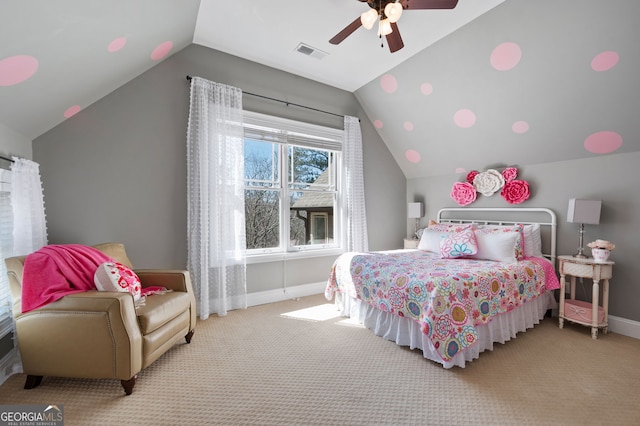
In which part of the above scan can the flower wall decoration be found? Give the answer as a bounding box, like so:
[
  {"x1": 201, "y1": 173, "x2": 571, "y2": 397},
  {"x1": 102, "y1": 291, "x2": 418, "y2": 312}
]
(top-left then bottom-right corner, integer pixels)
[{"x1": 451, "y1": 166, "x2": 531, "y2": 206}]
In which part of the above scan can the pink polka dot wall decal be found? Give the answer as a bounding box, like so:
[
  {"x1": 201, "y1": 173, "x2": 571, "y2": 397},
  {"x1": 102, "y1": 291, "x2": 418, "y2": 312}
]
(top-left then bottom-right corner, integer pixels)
[
  {"x1": 380, "y1": 74, "x2": 398, "y2": 94},
  {"x1": 151, "y1": 41, "x2": 173, "y2": 61},
  {"x1": 455, "y1": 167, "x2": 467, "y2": 174},
  {"x1": 591, "y1": 51, "x2": 619, "y2": 72},
  {"x1": 374, "y1": 119, "x2": 383, "y2": 129},
  {"x1": 420, "y1": 83, "x2": 433, "y2": 95},
  {"x1": 490, "y1": 42, "x2": 522, "y2": 71},
  {"x1": 0, "y1": 55, "x2": 39, "y2": 86},
  {"x1": 108, "y1": 37, "x2": 127, "y2": 53},
  {"x1": 406, "y1": 149, "x2": 421, "y2": 163},
  {"x1": 404, "y1": 121, "x2": 414, "y2": 131},
  {"x1": 454, "y1": 109, "x2": 476, "y2": 128},
  {"x1": 64, "y1": 105, "x2": 81, "y2": 118},
  {"x1": 584, "y1": 131, "x2": 622, "y2": 154},
  {"x1": 512, "y1": 121, "x2": 529, "y2": 134}
]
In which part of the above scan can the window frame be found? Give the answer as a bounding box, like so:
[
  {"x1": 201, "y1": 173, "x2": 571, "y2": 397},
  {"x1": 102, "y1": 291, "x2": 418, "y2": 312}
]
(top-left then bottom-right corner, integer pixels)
[{"x1": 242, "y1": 111, "x2": 344, "y2": 262}]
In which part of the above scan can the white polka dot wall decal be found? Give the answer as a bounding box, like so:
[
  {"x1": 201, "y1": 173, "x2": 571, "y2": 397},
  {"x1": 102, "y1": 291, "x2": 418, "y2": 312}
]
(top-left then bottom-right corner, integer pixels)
[
  {"x1": 380, "y1": 74, "x2": 398, "y2": 94},
  {"x1": 0, "y1": 55, "x2": 39, "y2": 86},
  {"x1": 404, "y1": 121, "x2": 414, "y2": 131},
  {"x1": 420, "y1": 83, "x2": 433, "y2": 95},
  {"x1": 151, "y1": 41, "x2": 173, "y2": 60},
  {"x1": 455, "y1": 167, "x2": 466, "y2": 174},
  {"x1": 490, "y1": 42, "x2": 522, "y2": 71},
  {"x1": 64, "y1": 105, "x2": 81, "y2": 118},
  {"x1": 405, "y1": 149, "x2": 421, "y2": 163},
  {"x1": 374, "y1": 119, "x2": 383, "y2": 129},
  {"x1": 584, "y1": 131, "x2": 622, "y2": 154},
  {"x1": 108, "y1": 37, "x2": 127, "y2": 53},
  {"x1": 591, "y1": 51, "x2": 619, "y2": 72},
  {"x1": 512, "y1": 121, "x2": 529, "y2": 134},
  {"x1": 454, "y1": 109, "x2": 476, "y2": 128}
]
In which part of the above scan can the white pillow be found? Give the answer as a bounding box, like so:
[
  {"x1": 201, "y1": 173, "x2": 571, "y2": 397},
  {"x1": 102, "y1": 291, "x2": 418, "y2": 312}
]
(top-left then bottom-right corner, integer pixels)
[
  {"x1": 418, "y1": 228, "x2": 445, "y2": 252},
  {"x1": 523, "y1": 223, "x2": 543, "y2": 258},
  {"x1": 471, "y1": 231, "x2": 519, "y2": 263}
]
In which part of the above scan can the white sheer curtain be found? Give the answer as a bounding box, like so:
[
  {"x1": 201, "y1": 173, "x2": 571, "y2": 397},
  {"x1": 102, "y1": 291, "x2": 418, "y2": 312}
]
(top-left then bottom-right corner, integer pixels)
[
  {"x1": 0, "y1": 158, "x2": 48, "y2": 383},
  {"x1": 186, "y1": 77, "x2": 247, "y2": 320},
  {"x1": 343, "y1": 116, "x2": 369, "y2": 252},
  {"x1": 10, "y1": 158, "x2": 48, "y2": 256}
]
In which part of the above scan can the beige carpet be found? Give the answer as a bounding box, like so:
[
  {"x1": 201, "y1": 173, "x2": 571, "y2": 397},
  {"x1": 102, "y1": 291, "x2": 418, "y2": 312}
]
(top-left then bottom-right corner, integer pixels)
[{"x1": 1, "y1": 293, "x2": 639, "y2": 425}]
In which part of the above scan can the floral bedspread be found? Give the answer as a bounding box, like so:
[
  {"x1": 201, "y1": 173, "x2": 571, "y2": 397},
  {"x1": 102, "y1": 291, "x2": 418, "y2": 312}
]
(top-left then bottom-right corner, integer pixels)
[{"x1": 325, "y1": 250, "x2": 559, "y2": 361}]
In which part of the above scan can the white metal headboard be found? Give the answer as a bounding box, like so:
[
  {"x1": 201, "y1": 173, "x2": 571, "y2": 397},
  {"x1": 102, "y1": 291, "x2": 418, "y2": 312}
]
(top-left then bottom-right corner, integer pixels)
[{"x1": 436, "y1": 207, "x2": 557, "y2": 264}]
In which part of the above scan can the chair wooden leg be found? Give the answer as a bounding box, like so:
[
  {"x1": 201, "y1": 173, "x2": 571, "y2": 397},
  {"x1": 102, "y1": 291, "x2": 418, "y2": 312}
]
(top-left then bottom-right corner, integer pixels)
[
  {"x1": 121, "y1": 376, "x2": 136, "y2": 395},
  {"x1": 185, "y1": 329, "x2": 195, "y2": 344},
  {"x1": 24, "y1": 375, "x2": 43, "y2": 389}
]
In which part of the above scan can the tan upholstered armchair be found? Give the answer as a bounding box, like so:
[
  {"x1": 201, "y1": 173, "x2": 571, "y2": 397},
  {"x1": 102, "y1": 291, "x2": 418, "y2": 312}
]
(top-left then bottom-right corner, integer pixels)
[{"x1": 4, "y1": 242, "x2": 197, "y2": 395}]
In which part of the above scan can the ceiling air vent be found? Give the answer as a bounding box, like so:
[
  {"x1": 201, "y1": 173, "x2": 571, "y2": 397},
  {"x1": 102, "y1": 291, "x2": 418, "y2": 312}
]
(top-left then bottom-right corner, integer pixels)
[{"x1": 295, "y1": 43, "x2": 328, "y2": 60}]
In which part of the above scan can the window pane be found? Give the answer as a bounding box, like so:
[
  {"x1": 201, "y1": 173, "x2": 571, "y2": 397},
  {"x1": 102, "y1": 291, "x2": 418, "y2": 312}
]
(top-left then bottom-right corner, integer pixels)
[
  {"x1": 245, "y1": 189, "x2": 280, "y2": 250},
  {"x1": 289, "y1": 191, "x2": 334, "y2": 246},
  {"x1": 245, "y1": 139, "x2": 278, "y2": 187},
  {"x1": 288, "y1": 146, "x2": 332, "y2": 190}
]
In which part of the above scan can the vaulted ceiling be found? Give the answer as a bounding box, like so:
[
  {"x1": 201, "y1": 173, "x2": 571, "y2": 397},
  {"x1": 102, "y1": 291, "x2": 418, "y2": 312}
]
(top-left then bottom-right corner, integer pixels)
[{"x1": 2, "y1": 0, "x2": 638, "y2": 178}]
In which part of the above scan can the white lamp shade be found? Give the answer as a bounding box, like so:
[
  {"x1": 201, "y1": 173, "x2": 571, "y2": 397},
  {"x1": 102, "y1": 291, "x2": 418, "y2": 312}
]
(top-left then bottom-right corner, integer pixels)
[
  {"x1": 408, "y1": 202, "x2": 423, "y2": 219},
  {"x1": 360, "y1": 9, "x2": 378, "y2": 30},
  {"x1": 384, "y1": 2, "x2": 403, "y2": 23},
  {"x1": 377, "y1": 19, "x2": 393, "y2": 36},
  {"x1": 567, "y1": 199, "x2": 601, "y2": 224}
]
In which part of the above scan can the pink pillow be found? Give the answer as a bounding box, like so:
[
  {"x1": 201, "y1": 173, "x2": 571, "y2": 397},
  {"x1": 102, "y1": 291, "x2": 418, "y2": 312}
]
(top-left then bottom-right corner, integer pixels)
[
  {"x1": 440, "y1": 229, "x2": 479, "y2": 259},
  {"x1": 94, "y1": 261, "x2": 142, "y2": 301}
]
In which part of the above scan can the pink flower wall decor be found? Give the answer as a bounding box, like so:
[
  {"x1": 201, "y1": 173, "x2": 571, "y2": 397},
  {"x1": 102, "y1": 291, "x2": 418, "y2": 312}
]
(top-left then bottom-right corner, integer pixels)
[
  {"x1": 451, "y1": 182, "x2": 477, "y2": 206},
  {"x1": 502, "y1": 167, "x2": 518, "y2": 182},
  {"x1": 501, "y1": 180, "x2": 530, "y2": 204},
  {"x1": 451, "y1": 166, "x2": 531, "y2": 206}
]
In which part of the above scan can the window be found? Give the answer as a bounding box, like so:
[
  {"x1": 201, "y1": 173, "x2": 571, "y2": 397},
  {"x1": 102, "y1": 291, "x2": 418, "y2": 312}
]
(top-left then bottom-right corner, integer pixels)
[
  {"x1": 243, "y1": 111, "x2": 343, "y2": 257},
  {"x1": 0, "y1": 169, "x2": 13, "y2": 339}
]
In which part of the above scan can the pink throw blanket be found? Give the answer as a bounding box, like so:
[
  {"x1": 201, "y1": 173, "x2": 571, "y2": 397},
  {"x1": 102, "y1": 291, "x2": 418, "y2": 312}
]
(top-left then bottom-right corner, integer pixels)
[{"x1": 21, "y1": 244, "x2": 112, "y2": 313}]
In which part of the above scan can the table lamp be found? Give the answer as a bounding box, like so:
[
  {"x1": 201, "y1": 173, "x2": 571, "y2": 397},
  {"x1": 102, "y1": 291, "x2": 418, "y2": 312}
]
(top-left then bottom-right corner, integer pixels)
[
  {"x1": 408, "y1": 202, "x2": 423, "y2": 238},
  {"x1": 567, "y1": 198, "x2": 601, "y2": 258}
]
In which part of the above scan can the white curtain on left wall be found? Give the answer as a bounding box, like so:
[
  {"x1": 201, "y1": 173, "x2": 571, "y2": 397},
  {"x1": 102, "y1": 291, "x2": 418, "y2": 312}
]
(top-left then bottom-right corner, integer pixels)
[
  {"x1": 186, "y1": 77, "x2": 247, "y2": 320},
  {"x1": 0, "y1": 158, "x2": 48, "y2": 384}
]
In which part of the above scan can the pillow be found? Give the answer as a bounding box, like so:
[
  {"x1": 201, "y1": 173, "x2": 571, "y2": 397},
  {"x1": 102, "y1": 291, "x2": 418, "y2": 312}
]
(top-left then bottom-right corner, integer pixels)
[
  {"x1": 94, "y1": 261, "x2": 142, "y2": 301},
  {"x1": 440, "y1": 229, "x2": 478, "y2": 259},
  {"x1": 471, "y1": 231, "x2": 519, "y2": 263},
  {"x1": 475, "y1": 224, "x2": 525, "y2": 260},
  {"x1": 523, "y1": 223, "x2": 543, "y2": 258},
  {"x1": 418, "y1": 224, "x2": 474, "y2": 253}
]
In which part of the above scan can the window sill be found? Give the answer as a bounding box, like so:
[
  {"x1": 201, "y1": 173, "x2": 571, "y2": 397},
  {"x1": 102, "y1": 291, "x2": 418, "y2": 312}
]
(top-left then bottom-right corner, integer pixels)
[{"x1": 246, "y1": 248, "x2": 345, "y2": 264}]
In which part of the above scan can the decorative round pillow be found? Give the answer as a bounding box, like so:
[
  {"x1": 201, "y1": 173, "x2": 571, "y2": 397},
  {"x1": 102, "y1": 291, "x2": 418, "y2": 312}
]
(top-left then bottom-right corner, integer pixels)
[{"x1": 94, "y1": 261, "x2": 142, "y2": 301}]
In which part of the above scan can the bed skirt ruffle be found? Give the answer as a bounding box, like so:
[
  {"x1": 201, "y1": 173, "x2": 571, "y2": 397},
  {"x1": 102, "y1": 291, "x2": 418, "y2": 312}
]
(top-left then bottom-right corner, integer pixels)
[{"x1": 333, "y1": 291, "x2": 558, "y2": 368}]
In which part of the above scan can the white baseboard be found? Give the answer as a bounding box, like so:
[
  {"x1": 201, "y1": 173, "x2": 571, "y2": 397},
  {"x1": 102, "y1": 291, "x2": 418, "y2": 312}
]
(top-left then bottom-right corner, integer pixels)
[
  {"x1": 608, "y1": 315, "x2": 640, "y2": 339},
  {"x1": 247, "y1": 282, "x2": 326, "y2": 308}
]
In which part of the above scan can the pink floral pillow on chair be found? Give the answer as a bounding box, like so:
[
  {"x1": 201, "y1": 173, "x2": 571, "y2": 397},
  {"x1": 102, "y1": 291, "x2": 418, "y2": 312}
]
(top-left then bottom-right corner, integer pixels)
[
  {"x1": 94, "y1": 261, "x2": 142, "y2": 301},
  {"x1": 440, "y1": 229, "x2": 479, "y2": 259}
]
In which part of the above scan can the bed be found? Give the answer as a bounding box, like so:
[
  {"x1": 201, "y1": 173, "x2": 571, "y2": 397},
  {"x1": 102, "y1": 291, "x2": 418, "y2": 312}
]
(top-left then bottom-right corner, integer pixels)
[{"x1": 325, "y1": 207, "x2": 560, "y2": 368}]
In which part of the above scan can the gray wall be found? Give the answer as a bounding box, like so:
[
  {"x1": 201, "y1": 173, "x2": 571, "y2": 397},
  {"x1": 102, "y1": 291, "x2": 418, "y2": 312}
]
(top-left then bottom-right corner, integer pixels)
[
  {"x1": 32, "y1": 44, "x2": 406, "y2": 293},
  {"x1": 0, "y1": 124, "x2": 31, "y2": 161},
  {"x1": 408, "y1": 151, "x2": 640, "y2": 322}
]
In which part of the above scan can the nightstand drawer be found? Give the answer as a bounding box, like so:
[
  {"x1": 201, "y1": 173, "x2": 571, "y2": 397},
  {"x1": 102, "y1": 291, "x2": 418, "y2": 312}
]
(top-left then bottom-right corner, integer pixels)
[
  {"x1": 403, "y1": 238, "x2": 419, "y2": 249},
  {"x1": 560, "y1": 259, "x2": 612, "y2": 280}
]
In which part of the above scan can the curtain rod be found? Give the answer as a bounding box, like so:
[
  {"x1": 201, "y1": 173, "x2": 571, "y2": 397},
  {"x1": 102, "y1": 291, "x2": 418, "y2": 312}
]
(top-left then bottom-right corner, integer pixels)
[
  {"x1": 186, "y1": 75, "x2": 346, "y2": 120},
  {"x1": 0, "y1": 155, "x2": 14, "y2": 163}
]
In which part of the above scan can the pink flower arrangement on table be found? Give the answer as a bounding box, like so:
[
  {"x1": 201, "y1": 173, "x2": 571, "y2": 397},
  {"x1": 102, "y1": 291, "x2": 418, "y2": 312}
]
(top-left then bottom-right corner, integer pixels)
[{"x1": 451, "y1": 166, "x2": 531, "y2": 206}]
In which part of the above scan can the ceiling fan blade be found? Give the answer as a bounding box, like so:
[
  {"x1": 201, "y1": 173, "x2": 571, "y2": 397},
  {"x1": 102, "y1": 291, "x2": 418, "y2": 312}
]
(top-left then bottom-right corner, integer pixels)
[
  {"x1": 329, "y1": 17, "x2": 363, "y2": 45},
  {"x1": 386, "y1": 22, "x2": 404, "y2": 53},
  {"x1": 401, "y1": 0, "x2": 458, "y2": 10}
]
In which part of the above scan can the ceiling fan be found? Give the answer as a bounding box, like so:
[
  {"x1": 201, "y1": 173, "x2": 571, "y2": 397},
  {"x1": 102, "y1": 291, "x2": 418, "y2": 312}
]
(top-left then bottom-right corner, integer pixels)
[{"x1": 329, "y1": 0, "x2": 459, "y2": 53}]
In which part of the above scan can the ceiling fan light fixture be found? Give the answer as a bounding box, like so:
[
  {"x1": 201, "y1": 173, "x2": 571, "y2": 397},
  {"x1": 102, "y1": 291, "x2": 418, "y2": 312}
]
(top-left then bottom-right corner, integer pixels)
[
  {"x1": 361, "y1": 9, "x2": 378, "y2": 30},
  {"x1": 384, "y1": 2, "x2": 403, "y2": 23},
  {"x1": 377, "y1": 18, "x2": 393, "y2": 36}
]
